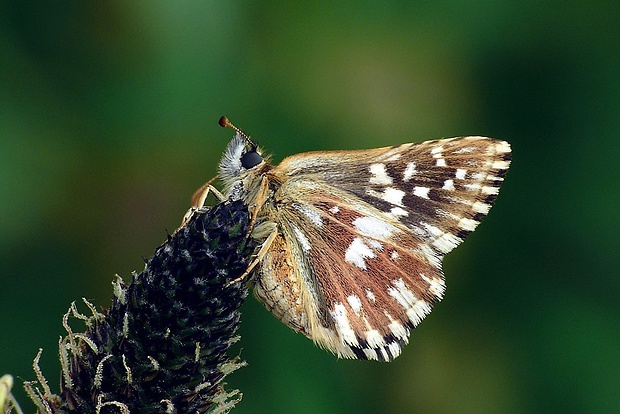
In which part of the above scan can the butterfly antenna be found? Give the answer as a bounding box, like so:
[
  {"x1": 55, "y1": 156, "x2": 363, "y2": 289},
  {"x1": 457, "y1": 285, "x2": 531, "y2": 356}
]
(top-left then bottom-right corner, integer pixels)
[{"x1": 219, "y1": 116, "x2": 253, "y2": 146}]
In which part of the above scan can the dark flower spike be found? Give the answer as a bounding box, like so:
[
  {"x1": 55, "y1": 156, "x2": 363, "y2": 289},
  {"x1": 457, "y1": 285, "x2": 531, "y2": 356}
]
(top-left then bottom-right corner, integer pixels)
[{"x1": 26, "y1": 200, "x2": 256, "y2": 413}]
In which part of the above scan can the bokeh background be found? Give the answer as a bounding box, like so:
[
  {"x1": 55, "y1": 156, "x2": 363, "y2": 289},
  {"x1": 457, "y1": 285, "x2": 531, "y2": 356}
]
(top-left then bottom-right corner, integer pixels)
[{"x1": 1, "y1": 2, "x2": 618, "y2": 413}]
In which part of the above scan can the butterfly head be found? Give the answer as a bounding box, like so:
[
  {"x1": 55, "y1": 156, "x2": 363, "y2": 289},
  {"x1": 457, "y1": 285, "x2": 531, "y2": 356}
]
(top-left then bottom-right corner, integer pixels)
[{"x1": 218, "y1": 117, "x2": 268, "y2": 200}]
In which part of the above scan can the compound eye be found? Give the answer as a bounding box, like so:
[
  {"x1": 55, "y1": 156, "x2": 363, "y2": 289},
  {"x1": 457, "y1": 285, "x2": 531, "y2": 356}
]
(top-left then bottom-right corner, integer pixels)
[{"x1": 241, "y1": 150, "x2": 263, "y2": 169}]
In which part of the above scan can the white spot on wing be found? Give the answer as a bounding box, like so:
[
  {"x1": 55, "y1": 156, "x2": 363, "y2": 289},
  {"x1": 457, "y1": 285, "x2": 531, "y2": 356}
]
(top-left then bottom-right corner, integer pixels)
[
  {"x1": 390, "y1": 207, "x2": 408, "y2": 217},
  {"x1": 388, "y1": 278, "x2": 417, "y2": 309},
  {"x1": 420, "y1": 273, "x2": 445, "y2": 298},
  {"x1": 345, "y1": 237, "x2": 376, "y2": 270},
  {"x1": 406, "y1": 300, "x2": 432, "y2": 326},
  {"x1": 435, "y1": 158, "x2": 447, "y2": 167},
  {"x1": 383, "y1": 187, "x2": 405, "y2": 205},
  {"x1": 347, "y1": 295, "x2": 363, "y2": 314},
  {"x1": 388, "y1": 320, "x2": 409, "y2": 340},
  {"x1": 367, "y1": 239, "x2": 383, "y2": 250},
  {"x1": 366, "y1": 290, "x2": 376, "y2": 302},
  {"x1": 422, "y1": 222, "x2": 443, "y2": 237},
  {"x1": 432, "y1": 232, "x2": 462, "y2": 253},
  {"x1": 457, "y1": 217, "x2": 478, "y2": 231},
  {"x1": 496, "y1": 141, "x2": 511, "y2": 153},
  {"x1": 442, "y1": 179, "x2": 455, "y2": 190},
  {"x1": 419, "y1": 243, "x2": 442, "y2": 269},
  {"x1": 464, "y1": 183, "x2": 482, "y2": 192},
  {"x1": 388, "y1": 342, "x2": 402, "y2": 359},
  {"x1": 353, "y1": 216, "x2": 398, "y2": 239},
  {"x1": 455, "y1": 169, "x2": 467, "y2": 180},
  {"x1": 413, "y1": 186, "x2": 430, "y2": 199},
  {"x1": 492, "y1": 160, "x2": 510, "y2": 169},
  {"x1": 482, "y1": 186, "x2": 500, "y2": 195},
  {"x1": 331, "y1": 303, "x2": 358, "y2": 345},
  {"x1": 363, "y1": 348, "x2": 378, "y2": 360},
  {"x1": 403, "y1": 162, "x2": 417, "y2": 181},
  {"x1": 365, "y1": 329, "x2": 385, "y2": 347},
  {"x1": 368, "y1": 188, "x2": 407, "y2": 207},
  {"x1": 329, "y1": 205, "x2": 340, "y2": 214},
  {"x1": 387, "y1": 279, "x2": 433, "y2": 326},
  {"x1": 369, "y1": 163, "x2": 393, "y2": 185},
  {"x1": 472, "y1": 201, "x2": 491, "y2": 214}
]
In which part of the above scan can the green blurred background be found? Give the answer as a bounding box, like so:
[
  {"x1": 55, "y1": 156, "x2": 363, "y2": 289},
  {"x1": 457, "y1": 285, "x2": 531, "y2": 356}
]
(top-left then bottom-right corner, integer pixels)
[{"x1": 1, "y1": 1, "x2": 618, "y2": 413}]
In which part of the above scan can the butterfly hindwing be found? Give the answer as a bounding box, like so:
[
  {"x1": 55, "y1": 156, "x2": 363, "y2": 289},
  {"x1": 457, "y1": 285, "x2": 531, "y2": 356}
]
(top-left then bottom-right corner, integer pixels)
[{"x1": 253, "y1": 182, "x2": 446, "y2": 361}]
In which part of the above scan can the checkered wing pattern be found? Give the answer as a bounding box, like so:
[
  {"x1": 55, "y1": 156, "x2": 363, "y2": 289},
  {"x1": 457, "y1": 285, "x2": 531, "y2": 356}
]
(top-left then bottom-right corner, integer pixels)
[{"x1": 250, "y1": 137, "x2": 511, "y2": 361}]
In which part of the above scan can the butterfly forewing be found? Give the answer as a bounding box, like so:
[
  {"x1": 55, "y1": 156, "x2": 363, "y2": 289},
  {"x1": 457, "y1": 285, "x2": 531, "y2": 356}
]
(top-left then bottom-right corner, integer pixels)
[{"x1": 275, "y1": 137, "x2": 511, "y2": 255}]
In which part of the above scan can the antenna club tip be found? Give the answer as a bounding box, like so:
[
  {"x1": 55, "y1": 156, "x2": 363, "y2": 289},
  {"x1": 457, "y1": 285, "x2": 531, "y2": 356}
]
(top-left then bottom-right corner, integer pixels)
[{"x1": 218, "y1": 116, "x2": 250, "y2": 142}]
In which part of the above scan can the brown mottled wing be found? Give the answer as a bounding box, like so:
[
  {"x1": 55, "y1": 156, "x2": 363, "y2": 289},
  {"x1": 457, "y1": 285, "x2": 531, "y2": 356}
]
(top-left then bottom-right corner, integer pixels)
[{"x1": 252, "y1": 137, "x2": 511, "y2": 361}]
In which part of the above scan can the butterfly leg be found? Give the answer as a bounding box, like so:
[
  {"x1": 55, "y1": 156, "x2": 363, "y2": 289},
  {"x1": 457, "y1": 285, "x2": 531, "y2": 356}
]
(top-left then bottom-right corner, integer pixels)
[
  {"x1": 191, "y1": 175, "x2": 224, "y2": 208},
  {"x1": 179, "y1": 177, "x2": 225, "y2": 228},
  {"x1": 242, "y1": 175, "x2": 271, "y2": 240},
  {"x1": 225, "y1": 221, "x2": 278, "y2": 287}
]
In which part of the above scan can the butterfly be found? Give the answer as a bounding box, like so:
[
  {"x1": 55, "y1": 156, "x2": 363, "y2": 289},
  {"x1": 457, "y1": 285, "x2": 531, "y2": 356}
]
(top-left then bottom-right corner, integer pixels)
[{"x1": 184, "y1": 117, "x2": 511, "y2": 362}]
